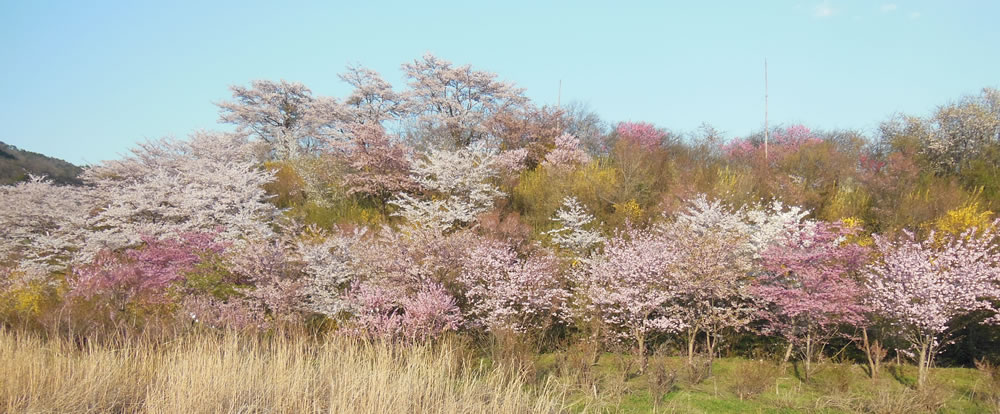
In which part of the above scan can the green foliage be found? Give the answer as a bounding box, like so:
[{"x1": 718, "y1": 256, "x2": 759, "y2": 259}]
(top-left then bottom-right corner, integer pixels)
[
  {"x1": 609, "y1": 139, "x2": 676, "y2": 212},
  {"x1": 711, "y1": 165, "x2": 763, "y2": 207},
  {"x1": 285, "y1": 198, "x2": 386, "y2": 229},
  {"x1": 819, "y1": 179, "x2": 872, "y2": 222},
  {"x1": 262, "y1": 160, "x2": 307, "y2": 209},
  {"x1": 511, "y1": 160, "x2": 620, "y2": 234},
  {"x1": 539, "y1": 354, "x2": 993, "y2": 413},
  {"x1": 866, "y1": 166, "x2": 970, "y2": 234},
  {"x1": 961, "y1": 144, "x2": 1000, "y2": 207},
  {"x1": 179, "y1": 253, "x2": 245, "y2": 300}
]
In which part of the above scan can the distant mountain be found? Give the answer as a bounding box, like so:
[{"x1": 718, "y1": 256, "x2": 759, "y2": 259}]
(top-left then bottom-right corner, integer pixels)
[{"x1": 0, "y1": 141, "x2": 83, "y2": 185}]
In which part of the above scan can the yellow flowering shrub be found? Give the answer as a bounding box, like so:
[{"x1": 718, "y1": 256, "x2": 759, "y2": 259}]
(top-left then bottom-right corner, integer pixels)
[
  {"x1": 932, "y1": 201, "x2": 994, "y2": 237},
  {"x1": 613, "y1": 199, "x2": 643, "y2": 224}
]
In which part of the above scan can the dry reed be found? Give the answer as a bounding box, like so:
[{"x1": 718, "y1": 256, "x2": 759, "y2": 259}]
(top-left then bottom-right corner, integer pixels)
[{"x1": 0, "y1": 329, "x2": 565, "y2": 413}]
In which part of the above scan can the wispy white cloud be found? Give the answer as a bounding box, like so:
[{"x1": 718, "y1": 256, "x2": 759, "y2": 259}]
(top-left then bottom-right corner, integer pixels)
[
  {"x1": 909, "y1": 11, "x2": 921, "y2": 19},
  {"x1": 880, "y1": 3, "x2": 898, "y2": 12},
  {"x1": 814, "y1": 1, "x2": 835, "y2": 17}
]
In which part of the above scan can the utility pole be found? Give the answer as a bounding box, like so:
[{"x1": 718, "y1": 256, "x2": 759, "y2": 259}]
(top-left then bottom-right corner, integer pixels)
[{"x1": 764, "y1": 58, "x2": 769, "y2": 161}]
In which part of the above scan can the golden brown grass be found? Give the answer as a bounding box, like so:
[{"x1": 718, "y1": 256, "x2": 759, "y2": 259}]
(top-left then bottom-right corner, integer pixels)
[{"x1": 0, "y1": 329, "x2": 566, "y2": 413}]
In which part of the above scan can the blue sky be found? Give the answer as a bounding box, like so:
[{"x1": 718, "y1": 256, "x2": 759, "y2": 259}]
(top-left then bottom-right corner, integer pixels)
[{"x1": 1, "y1": 1, "x2": 997, "y2": 165}]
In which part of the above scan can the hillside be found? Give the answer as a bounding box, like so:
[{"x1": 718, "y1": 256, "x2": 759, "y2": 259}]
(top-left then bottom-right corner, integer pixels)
[{"x1": 0, "y1": 141, "x2": 83, "y2": 185}]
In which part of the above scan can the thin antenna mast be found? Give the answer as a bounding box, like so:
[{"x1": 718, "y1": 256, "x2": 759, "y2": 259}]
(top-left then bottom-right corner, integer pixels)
[
  {"x1": 557, "y1": 79, "x2": 562, "y2": 108},
  {"x1": 557, "y1": 79, "x2": 563, "y2": 133},
  {"x1": 764, "y1": 58, "x2": 769, "y2": 161}
]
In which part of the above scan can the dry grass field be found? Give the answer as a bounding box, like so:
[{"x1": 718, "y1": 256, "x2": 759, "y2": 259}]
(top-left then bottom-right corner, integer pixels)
[{"x1": 0, "y1": 329, "x2": 565, "y2": 414}]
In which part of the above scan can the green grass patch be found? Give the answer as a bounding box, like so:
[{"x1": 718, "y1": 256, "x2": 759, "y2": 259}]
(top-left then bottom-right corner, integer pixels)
[{"x1": 534, "y1": 353, "x2": 998, "y2": 413}]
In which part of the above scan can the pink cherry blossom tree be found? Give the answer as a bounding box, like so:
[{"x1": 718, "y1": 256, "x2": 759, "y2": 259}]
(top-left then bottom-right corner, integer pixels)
[
  {"x1": 80, "y1": 132, "x2": 278, "y2": 260},
  {"x1": 224, "y1": 238, "x2": 304, "y2": 326},
  {"x1": 494, "y1": 148, "x2": 530, "y2": 174},
  {"x1": 659, "y1": 221, "x2": 756, "y2": 366},
  {"x1": 217, "y1": 79, "x2": 348, "y2": 158},
  {"x1": 459, "y1": 239, "x2": 568, "y2": 334},
  {"x1": 402, "y1": 53, "x2": 528, "y2": 148},
  {"x1": 865, "y1": 223, "x2": 1000, "y2": 388},
  {"x1": 400, "y1": 282, "x2": 464, "y2": 341},
  {"x1": 313, "y1": 224, "x2": 474, "y2": 341},
  {"x1": 754, "y1": 222, "x2": 869, "y2": 379},
  {"x1": 346, "y1": 279, "x2": 462, "y2": 342},
  {"x1": 541, "y1": 133, "x2": 590, "y2": 171},
  {"x1": 0, "y1": 175, "x2": 95, "y2": 280},
  {"x1": 580, "y1": 227, "x2": 684, "y2": 371},
  {"x1": 342, "y1": 123, "x2": 415, "y2": 205},
  {"x1": 544, "y1": 196, "x2": 604, "y2": 256},
  {"x1": 339, "y1": 64, "x2": 408, "y2": 125}
]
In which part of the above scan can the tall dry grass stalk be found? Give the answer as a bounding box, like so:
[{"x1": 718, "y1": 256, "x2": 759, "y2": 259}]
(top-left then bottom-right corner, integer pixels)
[{"x1": 0, "y1": 329, "x2": 566, "y2": 413}]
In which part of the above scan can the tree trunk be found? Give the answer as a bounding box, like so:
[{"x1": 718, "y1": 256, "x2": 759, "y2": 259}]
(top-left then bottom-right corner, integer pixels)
[
  {"x1": 917, "y1": 340, "x2": 928, "y2": 389},
  {"x1": 862, "y1": 329, "x2": 877, "y2": 379},
  {"x1": 805, "y1": 332, "x2": 812, "y2": 380},
  {"x1": 705, "y1": 332, "x2": 715, "y2": 375},
  {"x1": 782, "y1": 342, "x2": 794, "y2": 365},
  {"x1": 686, "y1": 328, "x2": 698, "y2": 366},
  {"x1": 636, "y1": 331, "x2": 647, "y2": 374},
  {"x1": 917, "y1": 335, "x2": 934, "y2": 389},
  {"x1": 873, "y1": 343, "x2": 882, "y2": 378}
]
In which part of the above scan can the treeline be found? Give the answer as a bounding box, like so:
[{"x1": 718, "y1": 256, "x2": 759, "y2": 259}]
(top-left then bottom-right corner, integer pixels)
[
  {"x1": 2, "y1": 54, "x2": 1000, "y2": 390},
  {"x1": 0, "y1": 141, "x2": 82, "y2": 185}
]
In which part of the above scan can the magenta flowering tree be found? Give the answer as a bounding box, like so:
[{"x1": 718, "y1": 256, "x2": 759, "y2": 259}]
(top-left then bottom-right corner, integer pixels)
[
  {"x1": 459, "y1": 239, "x2": 568, "y2": 334},
  {"x1": 615, "y1": 121, "x2": 666, "y2": 149},
  {"x1": 71, "y1": 232, "x2": 227, "y2": 313},
  {"x1": 754, "y1": 222, "x2": 869, "y2": 379},
  {"x1": 865, "y1": 224, "x2": 1000, "y2": 388},
  {"x1": 580, "y1": 227, "x2": 683, "y2": 371}
]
